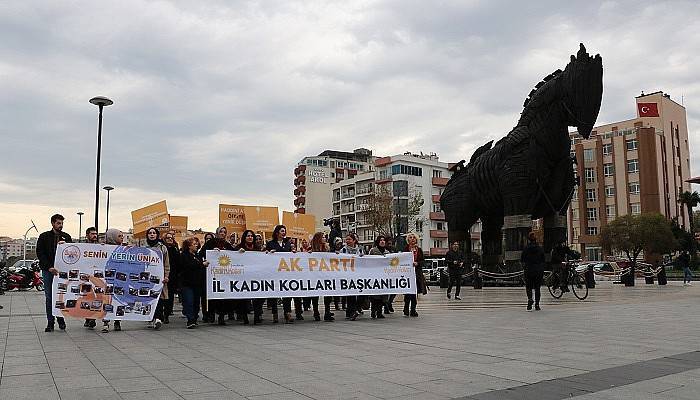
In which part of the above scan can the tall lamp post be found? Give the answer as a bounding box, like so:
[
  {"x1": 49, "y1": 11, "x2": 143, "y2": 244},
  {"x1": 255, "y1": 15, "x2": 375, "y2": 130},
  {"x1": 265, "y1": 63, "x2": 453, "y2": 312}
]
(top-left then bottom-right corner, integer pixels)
[
  {"x1": 103, "y1": 186, "x2": 114, "y2": 231},
  {"x1": 89, "y1": 96, "x2": 114, "y2": 233},
  {"x1": 77, "y1": 211, "x2": 84, "y2": 242},
  {"x1": 23, "y1": 220, "x2": 38, "y2": 262}
]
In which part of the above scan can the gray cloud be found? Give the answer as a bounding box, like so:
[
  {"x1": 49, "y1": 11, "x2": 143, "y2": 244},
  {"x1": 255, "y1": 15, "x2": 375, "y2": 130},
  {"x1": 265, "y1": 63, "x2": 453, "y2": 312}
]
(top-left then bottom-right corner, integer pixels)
[{"x1": 1, "y1": 0, "x2": 699, "y2": 236}]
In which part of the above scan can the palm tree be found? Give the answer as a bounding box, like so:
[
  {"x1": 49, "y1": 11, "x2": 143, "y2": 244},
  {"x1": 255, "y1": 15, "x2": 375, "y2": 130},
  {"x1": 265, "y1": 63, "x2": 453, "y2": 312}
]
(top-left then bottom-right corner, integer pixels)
[{"x1": 678, "y1": 191, "x2": 700, "y2": 233}]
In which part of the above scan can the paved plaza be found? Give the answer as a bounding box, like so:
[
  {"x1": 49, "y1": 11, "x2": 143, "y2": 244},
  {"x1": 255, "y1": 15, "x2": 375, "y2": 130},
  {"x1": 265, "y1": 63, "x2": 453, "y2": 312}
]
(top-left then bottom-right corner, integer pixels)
[{"x1": 0, "y1": 281, "x2": 698, "y2": 400}]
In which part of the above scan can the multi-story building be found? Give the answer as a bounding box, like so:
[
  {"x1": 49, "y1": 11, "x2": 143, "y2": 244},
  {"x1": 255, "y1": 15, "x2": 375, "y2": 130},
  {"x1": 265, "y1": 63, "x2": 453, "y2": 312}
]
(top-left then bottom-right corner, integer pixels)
[
  {"x1": 330, "y1": 152, "x2": 481, "y2": 257},
  {"x1": 568, "y1": 91, "x2": 691, "y2": 260},
  {"x1": 293, "y1": 148, "x2": 375, "y2": 231},
  {"x1": 0, "y1": 237, "x2": 37, "y2": 260}
]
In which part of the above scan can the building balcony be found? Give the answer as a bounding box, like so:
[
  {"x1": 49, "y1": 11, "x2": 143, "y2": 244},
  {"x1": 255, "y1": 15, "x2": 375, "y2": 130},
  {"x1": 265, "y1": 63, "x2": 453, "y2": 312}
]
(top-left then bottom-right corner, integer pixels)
[
  {"x1": 432, "y1": 177, "x2": 449, "y2": 186},
  {"x1": 357, "y1": 203, "x2": 370, "y2": 212},
  {"x1": 429, "y1": 212, "x2": 445, "y2": 221},
  {"x1": 294, "y1": 165, "x2": 306, "y2": 176},
  {"x1": 430, "y1": 248, "x2": 448, "y2": 256},
  {"x1": 430, "y1": 230, "x2": 448, "y2": 238},
  {"x1": 431, "y1": 194, "x2": 441, "y2": 203},
  {"x1": 294, "y1": 207, "x2": 305, "y2": 214},
  {"x1": 293, "y1": 196, "x2": 306, "y2": 206}
]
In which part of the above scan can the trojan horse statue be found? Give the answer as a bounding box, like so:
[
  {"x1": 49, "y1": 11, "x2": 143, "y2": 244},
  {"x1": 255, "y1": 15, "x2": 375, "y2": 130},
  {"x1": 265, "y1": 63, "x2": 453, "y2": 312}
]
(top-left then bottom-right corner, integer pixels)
[{"x1": 441, "y1": 44, "x2": 603, "y2": 271}]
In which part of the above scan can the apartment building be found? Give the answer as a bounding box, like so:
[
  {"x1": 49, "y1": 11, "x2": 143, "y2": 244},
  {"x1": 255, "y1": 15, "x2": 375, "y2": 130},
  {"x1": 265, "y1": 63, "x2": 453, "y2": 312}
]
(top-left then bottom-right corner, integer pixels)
[{"x1": 568, "y1": 91, "x2": 691, "y2": 260}]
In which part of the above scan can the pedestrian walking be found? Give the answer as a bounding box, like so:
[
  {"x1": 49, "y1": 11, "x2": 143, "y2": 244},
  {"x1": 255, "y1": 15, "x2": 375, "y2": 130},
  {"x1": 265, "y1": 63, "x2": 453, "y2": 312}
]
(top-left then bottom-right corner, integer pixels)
[
  {"x1": 445, "y1": 242, "x2": 464, "y2": 300},
  {"x1": 678, "y1": 251, "x2": 693, "y2": 285},
  {"x1": 521, "y1": 232, "x2": 545, "y2": 311},
  {"x1": 36, "y1": 214, "x2": 72, "y2": 332}
]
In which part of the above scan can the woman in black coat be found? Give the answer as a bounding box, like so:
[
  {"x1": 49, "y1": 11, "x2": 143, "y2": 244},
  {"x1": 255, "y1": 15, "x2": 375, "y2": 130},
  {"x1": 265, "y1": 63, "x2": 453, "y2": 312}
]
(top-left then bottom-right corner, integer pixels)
[
  {"x1": 199, "y1": 227, "x2": 237, "y2": 325},
  {"x1": 266, "y1": 225, "x2": 301, "y2": 323},
  {"x1": 404, "y1": 233, "x2": 427, "y2": 317},
  {"x1": 521, "y1": 232, "x2": 545, "y2": 311},
  {"x1": 180, "y1": 238, "x2": 209, "y2": 328}
]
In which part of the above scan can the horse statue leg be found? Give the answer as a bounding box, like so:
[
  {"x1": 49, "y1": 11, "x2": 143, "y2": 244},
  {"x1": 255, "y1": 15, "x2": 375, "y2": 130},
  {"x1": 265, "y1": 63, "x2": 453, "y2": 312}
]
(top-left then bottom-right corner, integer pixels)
[
  {"x1": 480, "y1": 216, "x2": 503, "y2": 272},
  {"x1": 543, "y1": 214, "x2": 567, "y2": 264}
]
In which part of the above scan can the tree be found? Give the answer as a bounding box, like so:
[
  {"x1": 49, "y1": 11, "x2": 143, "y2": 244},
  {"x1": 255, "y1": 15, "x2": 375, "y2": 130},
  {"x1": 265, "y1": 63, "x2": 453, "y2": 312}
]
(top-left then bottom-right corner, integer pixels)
[
  {"x1": 365, "y1": 183, "x2": 425, "y2": 238},
  {"x1": 601, "y1": 213, "x2": 676, "y2": 265},
  {"x1": 366, "y1": 184, "x2": 394, "y2": 237},
  {"x1": 678, "y1": 191, "x2": 700, "y2": 232},
  {"x1": 670, "y1": 217, "x2": 694, "y2": 252}
]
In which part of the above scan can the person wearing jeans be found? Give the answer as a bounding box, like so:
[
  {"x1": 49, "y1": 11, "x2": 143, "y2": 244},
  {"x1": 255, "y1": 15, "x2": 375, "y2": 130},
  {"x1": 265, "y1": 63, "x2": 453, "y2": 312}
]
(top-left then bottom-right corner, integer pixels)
[
  {"x1": 445, "y1": 242, "x2": 464, "y2": 300},
  {"x1": 36, "y1": 214, "x2": 72, "y2": 332},
  {"x1": 678, "y1": 251, "x2": 693, "y2": 285},
  {"x1": 180, "y1": 237, "x2": 208, "y2": 328}
]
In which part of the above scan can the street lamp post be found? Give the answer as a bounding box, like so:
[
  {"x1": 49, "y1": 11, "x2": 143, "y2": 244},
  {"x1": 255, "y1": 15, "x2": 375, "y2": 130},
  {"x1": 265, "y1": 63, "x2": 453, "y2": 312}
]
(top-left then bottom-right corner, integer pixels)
[
  {"x1": 77, "y1": 211, "x2": 84, "y2": 242},
  {"x1": 90, "y1": 96, "x2": 114, "y2": 233},
  {"x1": 103, "y1": 186, "x2": 114, "y2": 231},
  {"x1": 23, "y1": 220, "x2": 38, "y2": 262}
]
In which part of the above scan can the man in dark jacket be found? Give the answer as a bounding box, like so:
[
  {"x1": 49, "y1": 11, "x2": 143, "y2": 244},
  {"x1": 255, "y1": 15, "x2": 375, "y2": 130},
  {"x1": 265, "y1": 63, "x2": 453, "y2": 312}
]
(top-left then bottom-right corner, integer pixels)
[
  {"x1": 521, "y1": 232, "x2": 545, "y2": 311},
  {"x1": 163, "y1": 232, "x2": 180, "y2": 324},
  {"x1": 36, "y1": 214, "x2": 72, "y2": 332},
  {"x1": 83, "y1": 227, "x2": 99, "y2": 330},
  {"x1": 445, "y1": 242, "x2": 464, "y2": 300}
]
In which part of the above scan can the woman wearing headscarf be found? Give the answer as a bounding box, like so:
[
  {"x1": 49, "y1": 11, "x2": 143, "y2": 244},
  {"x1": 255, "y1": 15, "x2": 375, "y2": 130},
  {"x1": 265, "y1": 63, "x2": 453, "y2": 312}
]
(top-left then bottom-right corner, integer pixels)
[
  {"x1": 404, "y1": 232, "x2": 427, "y2": 317},
  {"x1": 237, "y1": 229, "x2": 272, "y2": 324},
  {"x1": 144, "y1": 227, "x2": 171, "y2": 330},
  {"x1": 200, "y1": 227, "x2": 237, "y2": 325},
  {"x1": 309, "y1": 232, "x2": 334, "y2": 321},
  {"x1": 341, "y1": 233, "x2": 364, "y2": 321},
  {"x1": 368, "y1": 235, "x2": 389, "y2": 319},
  {"x1": 180, "y1": 237, "x2": 209, "y2": 328},
  {"x1": 102, "y1": 229, "x2": 124, "y2": 333},
  {"x1": 266, "y1": 225, "x2": 301, "y2": 323}
]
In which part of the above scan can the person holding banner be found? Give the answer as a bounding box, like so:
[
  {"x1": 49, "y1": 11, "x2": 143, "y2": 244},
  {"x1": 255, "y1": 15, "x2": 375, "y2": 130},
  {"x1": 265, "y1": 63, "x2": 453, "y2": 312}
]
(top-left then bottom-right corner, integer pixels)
[
  {"x1": 37, "y1": 214, "x2": 72, "y2": 332},
  {"x1": 102, "y1": 229, "x2": 124, "y2": 333},
  {"x1": 163, "y1": 232, "x2": 180, "y2": 324},
  {"x1": 368, "y1": 235, "x2": 389, "y2": 320},
  {"x1": 309, "y1": 232, "x2": 334, "y2": 322},
  {"x1": 404, "y1": 233, "x2": 427, "y2": 317},
  {"x1": 145, "y1": 228, "x2": 171, "y2": 330},
  {"x1": 180, "y1": 237, "x2": 209, "y2": 328},
  {"x1": 83, "y1": 227, "x2": 99, "y2": 330},
  {"x1": 200, "y1": 227, "x2": 237, "y2": 325},
  {"x1": 266, "y1": 225, "x2": 302, "y2": 324},
  {"x1": 341, "y1": 233, "x2": 364, "y2": 321},
  {"x1": 237, "y1": 229, "x2": 275, "y2": 324}
]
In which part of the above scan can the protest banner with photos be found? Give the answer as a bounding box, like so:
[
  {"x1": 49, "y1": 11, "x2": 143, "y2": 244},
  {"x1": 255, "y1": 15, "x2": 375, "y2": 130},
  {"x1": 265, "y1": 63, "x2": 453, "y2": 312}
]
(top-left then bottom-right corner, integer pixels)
[
  {"x1": 132, "y1": 200, "x2": 169, "y2": 237},
  {"x1": 281, "y1": 211, "x2": 316, "y2": 241},
  {"x1": 206, "y1": 250, "x2": 416, "y2": 299},
  {"x1": 52, "y1": 243, "x2": 165, "y2": 321},
  {"x1": 219, "y1": 204, "x2": 247, "y2": 235}
]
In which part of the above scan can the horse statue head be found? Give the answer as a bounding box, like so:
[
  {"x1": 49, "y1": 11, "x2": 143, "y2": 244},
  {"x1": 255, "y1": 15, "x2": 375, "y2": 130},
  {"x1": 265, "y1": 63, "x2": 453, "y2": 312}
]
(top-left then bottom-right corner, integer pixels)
[{"x1": 559, "y1": 43, "x2": 603, "y2": 139}]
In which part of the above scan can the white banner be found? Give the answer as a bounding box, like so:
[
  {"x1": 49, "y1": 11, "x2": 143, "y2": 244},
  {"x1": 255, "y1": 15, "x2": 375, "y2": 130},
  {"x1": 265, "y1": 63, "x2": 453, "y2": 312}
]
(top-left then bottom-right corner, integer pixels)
[
  {"x1": 206, "y1": 251, "x2": 416, "y2": 299},
  {"x1": 52, "y1": 243, "x2": 165, "y2": 321}
]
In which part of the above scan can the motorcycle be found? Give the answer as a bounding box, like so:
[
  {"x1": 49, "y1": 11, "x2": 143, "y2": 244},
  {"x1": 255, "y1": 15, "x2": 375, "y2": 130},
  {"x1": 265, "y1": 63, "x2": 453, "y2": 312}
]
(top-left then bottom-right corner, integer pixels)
[{"x1": 1, "y1": 261, "x2": 44, "y2": 292}]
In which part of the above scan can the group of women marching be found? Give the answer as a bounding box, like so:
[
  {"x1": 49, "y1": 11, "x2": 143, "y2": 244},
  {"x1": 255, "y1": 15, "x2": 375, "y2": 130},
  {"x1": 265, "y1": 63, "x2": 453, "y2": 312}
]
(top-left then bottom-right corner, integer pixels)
[{"x1": 97, "y1": 224, "x2": 427, "y2": 331}]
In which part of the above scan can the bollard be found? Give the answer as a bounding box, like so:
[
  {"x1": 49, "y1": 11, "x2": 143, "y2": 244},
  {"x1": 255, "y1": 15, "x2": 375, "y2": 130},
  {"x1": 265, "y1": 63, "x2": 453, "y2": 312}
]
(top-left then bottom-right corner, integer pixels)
[
  {"x1": 657, "y1": 266, "x2": 668, "y2": 285},
  {"x1": 473, "y1": 267, "x2": 483, "y2": 289},
  {"x1": 644, "y1": 268, "x2": 654, "y2": 284},
  {"x1": 585, "y1": 264, "x2": 596, "y2": 288}
]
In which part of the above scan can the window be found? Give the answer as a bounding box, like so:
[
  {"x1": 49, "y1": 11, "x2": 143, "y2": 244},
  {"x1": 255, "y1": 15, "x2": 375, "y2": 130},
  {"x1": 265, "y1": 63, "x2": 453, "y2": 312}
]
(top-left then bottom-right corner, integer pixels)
[
  {"x1": 436, "y1": 222, "x2": 444, "y2": 230},
  {"x1": 630, "y1": 203, "x2": 641, "y2": 215},
  {"x1": 572, "y1": 187, "x2": 578, "y2": 198},
  {"x1": 603, "y1": 163, "x2": 614, "y2": 177},
  {"x1": 572, "y1": 209, "x2": 579, "y2": 220},
  {"x1": 587, "y1": 208, "x2": 598, "y2": 221},
  {"x1": 584, "y1": 148, "x2": 595, "y2": 162},
  {"x1": 628, "y1": 182, "x2": 640, "y2": 195},
  {"x1": 416, "y1": 220, "x2": 423, "y2": 232},
  {"x1": 433, "y1": 203, "x2": 441, "y2": 212},
  {"x1": 433, "y1": 240, "x2": 443, "y2": 248},
  {"x1": 393, "y1": 180, "x2": 408, "y2": 197},
  {"x1": 391, "y1": 164, "x2": 422, "y2": 176},
  {"x1": 606, "y1": 205, "x2": 616, "y2": 219},
  {"x1": 626, "y1": 138, "x2": 638, "y2": 151},
  {"x1": 586, "y1": 189, "x2": 597, "y2": 202},
  {"x1": 627, "y1": 159, "x2": 639, "y2": 173},
  {"x1": 572, "y1": 228, "x2": 580, "y2": 240},
  {"x1": 585, "y1": 168, "x2": 595, "y2": 183},
  {"x1": 602, "y1": 143, "x2": 613, "y2": 156},
  {"x1": 433, "y1": 170, "x2": 442, "y2": 178},
  {"x1": 605, "y1": 185, "x2": 615, "y2": 197},
  {"x1": 586, "y1": 226, "x2": 598, "y2": 236},
  {"x1": 393, "y1": 199, "x2": 408, "y2": 215}
]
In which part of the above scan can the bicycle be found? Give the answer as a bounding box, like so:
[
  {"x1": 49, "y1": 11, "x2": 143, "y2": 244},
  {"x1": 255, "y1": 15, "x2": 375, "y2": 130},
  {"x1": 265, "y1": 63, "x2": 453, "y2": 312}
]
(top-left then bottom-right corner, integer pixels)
[{"x1": 547, "y1": 262, "x2": 588, "y2": 300}]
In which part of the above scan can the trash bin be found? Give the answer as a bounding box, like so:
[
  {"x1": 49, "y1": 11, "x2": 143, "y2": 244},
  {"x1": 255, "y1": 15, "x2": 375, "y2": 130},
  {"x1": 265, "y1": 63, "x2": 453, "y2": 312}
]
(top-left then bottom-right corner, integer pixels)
[
  {"x1": 472, "y1": 268, "x2": 483, "y2": 289},
  {"x1": 657, "y1": 267, "x2": 668, "y2": 285},
  {"x1": 623, "y1": 266, "x2": 635, "y2": 287},
  {"x1": 585, "y1": 265, "x2": 596, "y2": 288},
  {"x1": 439, "y1": 270, "x2": 449, "y2": 288},
  {"x1": 644, "y1": 268, "x2": 654, "y2": 284}
]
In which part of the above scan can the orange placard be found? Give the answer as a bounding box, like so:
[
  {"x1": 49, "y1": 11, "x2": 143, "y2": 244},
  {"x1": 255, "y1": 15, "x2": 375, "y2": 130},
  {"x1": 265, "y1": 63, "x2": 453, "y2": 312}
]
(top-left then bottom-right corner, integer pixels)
[
  {"x1": 131, "y1": 201, "x2": 169, "y2": 237},
  {"x1": 219, "y1": 204, "x2": 247, "y2": 235},
  {"x1": 282, "y1": 211, "x2": 316, "y2": 241},
  {"x1": 168, "y1": 215, "x2": 188, "y2": 242},
  {"x1": 243, "y1": 206, "x2": 279, "y2": 236}
]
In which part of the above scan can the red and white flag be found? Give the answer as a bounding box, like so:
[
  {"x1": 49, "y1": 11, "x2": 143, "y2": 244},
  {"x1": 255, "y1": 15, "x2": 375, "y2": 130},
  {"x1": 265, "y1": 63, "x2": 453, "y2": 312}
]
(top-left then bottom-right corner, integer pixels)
[{"x1": 638, "y1": 102, "x2": 659, "y2": 117}]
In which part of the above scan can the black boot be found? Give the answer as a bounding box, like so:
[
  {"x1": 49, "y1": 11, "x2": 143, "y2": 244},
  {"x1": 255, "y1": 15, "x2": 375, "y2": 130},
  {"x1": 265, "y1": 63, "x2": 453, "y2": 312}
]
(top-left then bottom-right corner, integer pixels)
[
  {"x1": 403, "y1": 303, "x2": 409, "y2": 317},
  {"x1": 45, "y1": 322, "x2": 55, "y2": 332}
]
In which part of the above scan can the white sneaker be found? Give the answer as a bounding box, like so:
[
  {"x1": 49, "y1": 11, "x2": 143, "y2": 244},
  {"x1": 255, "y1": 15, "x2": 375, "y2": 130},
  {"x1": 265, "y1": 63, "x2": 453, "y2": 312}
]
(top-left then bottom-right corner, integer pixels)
[
  {"x1": 687, "y1": 282, "x2": 692, "y2": 286},
  {"x1": 154, "y1": 319, "x2": 162, "y2": 330},
  {"x1": 101, "y1": 323, "x2": 109, "y2": 333},
  {"x1": 455, "y1": 296, "x2": 462, "y2": 300}
]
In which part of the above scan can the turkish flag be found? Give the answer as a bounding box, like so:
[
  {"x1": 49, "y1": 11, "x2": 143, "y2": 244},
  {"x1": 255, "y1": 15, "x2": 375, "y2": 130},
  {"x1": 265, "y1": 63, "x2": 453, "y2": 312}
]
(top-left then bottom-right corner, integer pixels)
[{"x1": 638, "y1": 102, "x2": 659, "y2": 117}]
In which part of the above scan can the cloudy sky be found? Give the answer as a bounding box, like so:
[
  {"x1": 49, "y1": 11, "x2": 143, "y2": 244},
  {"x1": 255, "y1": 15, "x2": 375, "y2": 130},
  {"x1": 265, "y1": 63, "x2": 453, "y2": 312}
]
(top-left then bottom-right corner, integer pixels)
[{"x1": 1, "y1": 0, "x2": 699, "y2": 238}]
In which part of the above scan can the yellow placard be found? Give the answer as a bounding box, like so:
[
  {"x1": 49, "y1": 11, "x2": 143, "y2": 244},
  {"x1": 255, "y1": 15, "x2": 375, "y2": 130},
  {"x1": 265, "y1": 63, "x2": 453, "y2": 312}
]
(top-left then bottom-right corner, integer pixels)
[
  {"x1": 168, "y1": 215, "x2": 188, "y2": 242},
  {"x1": 131, "y1": 200, "x2": 169, "y2": 237},
  {"x1": 243, "y1": 206, "x2": 279, "y2": 236},
  {"x1": 219, "y1": 204, "x2": 247, "y2": 235},
  {"x1": 282, "y1": 211, "x2": 316, "y2": 241}
]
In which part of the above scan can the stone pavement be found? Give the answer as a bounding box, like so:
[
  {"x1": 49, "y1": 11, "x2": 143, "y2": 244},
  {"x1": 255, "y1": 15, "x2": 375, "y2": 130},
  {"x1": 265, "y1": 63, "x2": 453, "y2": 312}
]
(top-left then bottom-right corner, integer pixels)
[{"x1": 0, "y1": 281, "x2": 698, "y2": 399}]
